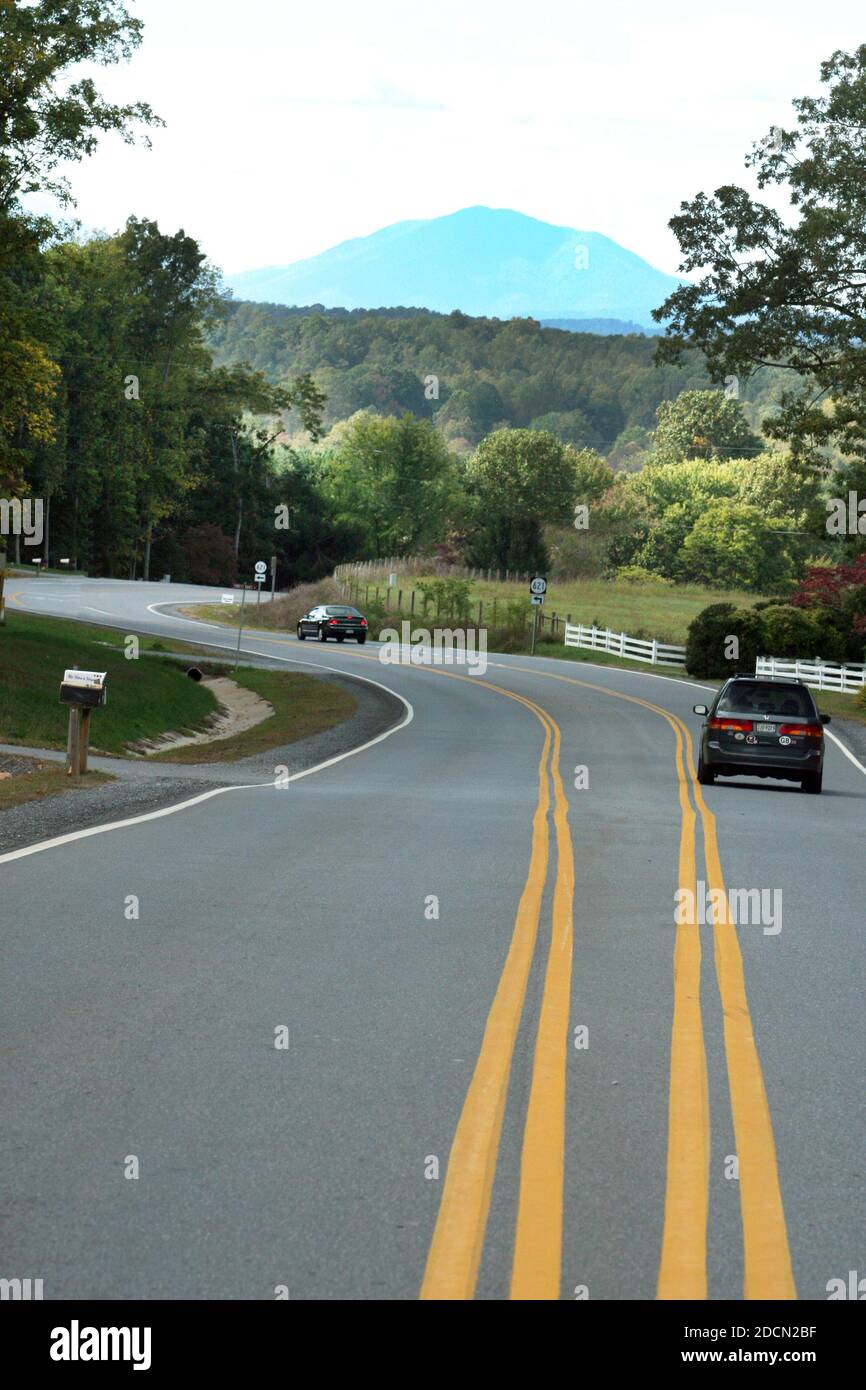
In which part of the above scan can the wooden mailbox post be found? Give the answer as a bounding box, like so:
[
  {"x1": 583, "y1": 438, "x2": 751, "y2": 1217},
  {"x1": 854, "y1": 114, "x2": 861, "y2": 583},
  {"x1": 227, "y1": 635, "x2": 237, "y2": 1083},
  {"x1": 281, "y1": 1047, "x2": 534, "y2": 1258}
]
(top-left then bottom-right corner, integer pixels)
[{"x1": 59, "y1": 669, "x2": 107, "y2": 775}]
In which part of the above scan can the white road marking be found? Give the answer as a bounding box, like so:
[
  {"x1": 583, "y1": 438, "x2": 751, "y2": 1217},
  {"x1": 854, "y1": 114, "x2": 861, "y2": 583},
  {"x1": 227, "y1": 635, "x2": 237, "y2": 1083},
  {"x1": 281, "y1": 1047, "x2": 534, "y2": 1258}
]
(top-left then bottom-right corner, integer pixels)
[
  {"x1": 0, "y1": 665, "x2": 414, "y2": 867},
  {"x1": 825, "y1": 728, "x2": 866, "y2": 777}
]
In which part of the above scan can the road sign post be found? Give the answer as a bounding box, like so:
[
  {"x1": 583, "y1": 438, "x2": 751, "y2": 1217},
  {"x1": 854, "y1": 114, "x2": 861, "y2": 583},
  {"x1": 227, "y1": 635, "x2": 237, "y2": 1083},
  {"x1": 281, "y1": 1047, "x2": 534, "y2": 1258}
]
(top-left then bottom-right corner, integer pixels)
[
  {"x1": 234, "y1": 585, "x2": 247, "y2": 672},
  {"x1": 529, "y1": 576, "x2": 547, "y2": 655},
  {"x1": 254, "y1": 560, "x2": 267, "y2": 606}
]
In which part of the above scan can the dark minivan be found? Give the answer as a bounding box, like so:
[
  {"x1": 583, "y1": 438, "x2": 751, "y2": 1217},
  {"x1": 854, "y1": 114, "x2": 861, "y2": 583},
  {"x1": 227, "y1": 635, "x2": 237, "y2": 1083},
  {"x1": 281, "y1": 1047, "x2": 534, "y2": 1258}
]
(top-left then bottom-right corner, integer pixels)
[{"x1": 694, "y1": 675, "x2": 830, "y2": 794}]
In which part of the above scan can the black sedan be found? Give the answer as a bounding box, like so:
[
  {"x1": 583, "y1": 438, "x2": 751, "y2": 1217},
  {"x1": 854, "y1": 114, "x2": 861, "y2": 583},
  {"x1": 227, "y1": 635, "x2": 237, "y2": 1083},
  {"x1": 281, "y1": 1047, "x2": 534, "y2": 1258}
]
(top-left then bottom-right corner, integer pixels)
[
  {"x1": 694, "y1": 675, "x2": 830, "y2": 793},
  {"x1": 297, "y1": 605, "x2": 368, "y2": 644}
]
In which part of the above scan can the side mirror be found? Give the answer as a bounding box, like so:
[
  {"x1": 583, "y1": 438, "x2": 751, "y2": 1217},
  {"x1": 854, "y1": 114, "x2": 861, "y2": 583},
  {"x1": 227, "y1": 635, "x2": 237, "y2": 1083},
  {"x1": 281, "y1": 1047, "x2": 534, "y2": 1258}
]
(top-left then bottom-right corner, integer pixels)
[
  {"x1": 693, "y1": 704, "x2": 709, "y2": 716},
  {"x1": 820, "y1": 713, "x2": 831, "y2": 725}
]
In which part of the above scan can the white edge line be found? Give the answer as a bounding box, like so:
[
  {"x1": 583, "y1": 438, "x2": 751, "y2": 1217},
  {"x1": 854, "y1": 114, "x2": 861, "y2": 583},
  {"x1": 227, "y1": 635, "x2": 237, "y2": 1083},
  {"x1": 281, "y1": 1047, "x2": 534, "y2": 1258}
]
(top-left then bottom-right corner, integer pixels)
[
  {"x1": 0, "y1": 653, "x2": 414, "y2": 866},
  {"x1": 824, "y1": 727, "x2": 866, "y2": 776}
]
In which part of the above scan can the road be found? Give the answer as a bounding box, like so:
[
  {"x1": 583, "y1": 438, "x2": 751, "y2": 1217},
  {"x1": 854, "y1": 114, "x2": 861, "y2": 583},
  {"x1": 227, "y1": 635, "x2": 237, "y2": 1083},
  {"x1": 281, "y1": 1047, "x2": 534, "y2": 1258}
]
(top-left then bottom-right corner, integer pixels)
[{"x1": 1, "y1": 576, "x2": 864, "y2": 1300}]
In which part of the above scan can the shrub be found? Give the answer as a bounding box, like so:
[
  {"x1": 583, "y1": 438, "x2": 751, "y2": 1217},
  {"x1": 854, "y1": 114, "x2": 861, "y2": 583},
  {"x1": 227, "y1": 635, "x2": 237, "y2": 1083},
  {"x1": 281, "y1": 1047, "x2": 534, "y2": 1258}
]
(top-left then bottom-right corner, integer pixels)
[
  {"x1": 685, "y1": 603, "x2": 764, "y2": 679},
  {"x1": 614, "y1": 565, "x2": 673, "y2": 587},
  {"x1": 758, "y1": 604, "x2": 846, "y2": 662}
]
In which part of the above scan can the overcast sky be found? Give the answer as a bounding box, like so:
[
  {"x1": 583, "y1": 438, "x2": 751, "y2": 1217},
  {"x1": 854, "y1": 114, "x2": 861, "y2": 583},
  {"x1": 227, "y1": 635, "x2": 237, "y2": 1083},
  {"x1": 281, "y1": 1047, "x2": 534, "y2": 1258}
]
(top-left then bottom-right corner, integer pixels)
[{"x1": 42, "y1": 0, "x2": 866, "y2": 280}]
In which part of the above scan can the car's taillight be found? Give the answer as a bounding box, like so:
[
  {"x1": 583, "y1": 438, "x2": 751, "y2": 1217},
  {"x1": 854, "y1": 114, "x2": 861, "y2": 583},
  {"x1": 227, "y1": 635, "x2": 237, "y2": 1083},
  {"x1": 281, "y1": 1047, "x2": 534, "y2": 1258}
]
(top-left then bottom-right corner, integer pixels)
[
  {"x1": 778, "y1": 723, "x2": 823, "y2": 738},
  {"x1": 360, "y1": 618, "x2": 367, "y2": 626},
  {"x1": 708, "y1": 717, "x2": 753, "y2": 732},
  {"x1": 328, "y1": 618, "x2": 338, "y2": 625}
]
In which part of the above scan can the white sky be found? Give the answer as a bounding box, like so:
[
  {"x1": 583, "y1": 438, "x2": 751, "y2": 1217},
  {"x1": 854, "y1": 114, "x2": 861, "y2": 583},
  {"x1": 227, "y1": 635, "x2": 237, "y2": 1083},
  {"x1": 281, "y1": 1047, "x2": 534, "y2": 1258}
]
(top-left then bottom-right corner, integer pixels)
[{"x1": 39, "y1": 0, "x2": 866, "y2": 279}]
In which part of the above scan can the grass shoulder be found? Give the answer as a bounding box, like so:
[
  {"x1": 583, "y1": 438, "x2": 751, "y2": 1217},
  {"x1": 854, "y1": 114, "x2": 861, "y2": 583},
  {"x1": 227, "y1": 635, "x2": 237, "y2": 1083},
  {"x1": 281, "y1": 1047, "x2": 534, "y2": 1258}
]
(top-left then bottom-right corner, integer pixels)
[{"x1": 0, "y1": 612, "x2": 356, "y2": 762}]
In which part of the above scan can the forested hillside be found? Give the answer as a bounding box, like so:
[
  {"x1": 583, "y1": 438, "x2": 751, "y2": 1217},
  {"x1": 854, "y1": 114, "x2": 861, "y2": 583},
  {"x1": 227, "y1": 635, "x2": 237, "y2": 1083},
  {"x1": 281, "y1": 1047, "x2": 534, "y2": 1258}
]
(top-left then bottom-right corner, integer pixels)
[{"x1": 208, "y1": 300, "x2": 786, "y2": 452}]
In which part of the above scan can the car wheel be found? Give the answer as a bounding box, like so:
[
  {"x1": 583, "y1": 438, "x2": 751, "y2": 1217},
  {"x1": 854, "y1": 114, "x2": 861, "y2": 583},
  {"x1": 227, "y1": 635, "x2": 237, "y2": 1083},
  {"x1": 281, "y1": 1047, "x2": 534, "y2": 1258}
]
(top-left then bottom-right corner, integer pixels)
[
  {"x1": 802, "y1": 770, "x2": 823, "y2": 794},
  {"x1": 356, "y1": 634, "x2": 366, "y2": 644},
  {"x1": 318, "y1": 627, "x2": 328, "y2": 642},
  {"x1": 697, "y1": 755, "x2": 715, "y2": 786},
  {"x1": 297, "y1": 626, "x2": 306, "y2": 641}
]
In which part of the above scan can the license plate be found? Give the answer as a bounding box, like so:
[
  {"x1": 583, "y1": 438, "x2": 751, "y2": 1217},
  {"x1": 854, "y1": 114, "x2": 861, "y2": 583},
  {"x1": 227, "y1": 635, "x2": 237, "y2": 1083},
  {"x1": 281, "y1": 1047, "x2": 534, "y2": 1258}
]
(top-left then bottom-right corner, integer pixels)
[{"x1": 756, "y1": 722, "x2": 777, "y2": 733}]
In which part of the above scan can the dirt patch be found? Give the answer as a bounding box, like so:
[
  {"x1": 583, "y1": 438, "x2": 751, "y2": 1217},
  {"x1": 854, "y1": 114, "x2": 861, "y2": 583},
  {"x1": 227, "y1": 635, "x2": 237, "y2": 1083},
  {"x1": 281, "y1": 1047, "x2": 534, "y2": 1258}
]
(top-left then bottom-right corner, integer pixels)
[{"x1": 129, "y1": 677, "x2": 274, "y2": 756}]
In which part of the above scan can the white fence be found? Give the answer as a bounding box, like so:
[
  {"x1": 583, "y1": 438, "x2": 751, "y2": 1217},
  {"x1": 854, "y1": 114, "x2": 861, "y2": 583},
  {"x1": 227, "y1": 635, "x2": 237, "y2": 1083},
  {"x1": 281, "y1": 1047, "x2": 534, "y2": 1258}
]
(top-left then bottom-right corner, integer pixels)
[
  {"x1": 564, "y1": 622, "x2": 686, "y2": 668},
  {"x1": 755, "y1": 655, "x2": 866, "y2": 693}
]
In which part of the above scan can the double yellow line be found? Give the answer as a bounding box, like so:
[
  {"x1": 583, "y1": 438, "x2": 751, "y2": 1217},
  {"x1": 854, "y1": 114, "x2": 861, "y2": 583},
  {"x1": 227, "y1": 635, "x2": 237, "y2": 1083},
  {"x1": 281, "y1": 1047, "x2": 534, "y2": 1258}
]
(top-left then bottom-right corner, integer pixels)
[
  {"x1": 136, "y1": 628, "x2": 794, "y2": 1298},
  {"x1": 417, "y1": 679, "x2": 575, "y2": 1300},
  {"x1": 417, "y1": 663, "x2": 795, "y2": 1301}
]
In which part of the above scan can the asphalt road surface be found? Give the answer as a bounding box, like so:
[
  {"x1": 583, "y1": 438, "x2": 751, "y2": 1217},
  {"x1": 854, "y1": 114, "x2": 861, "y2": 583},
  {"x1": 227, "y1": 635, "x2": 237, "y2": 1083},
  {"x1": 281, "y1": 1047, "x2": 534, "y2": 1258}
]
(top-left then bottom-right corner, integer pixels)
[{"x1": 2, "y1": 576, "x2": 864, "y2": 1300}]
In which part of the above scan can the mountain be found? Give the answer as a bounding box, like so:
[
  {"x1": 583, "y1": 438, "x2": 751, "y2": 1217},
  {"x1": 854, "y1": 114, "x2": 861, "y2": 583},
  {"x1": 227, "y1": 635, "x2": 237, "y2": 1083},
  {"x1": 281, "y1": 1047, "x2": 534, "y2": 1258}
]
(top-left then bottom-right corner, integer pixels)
[{"x1": 224, "y1": 207, "x2": 683, "y2": 329}]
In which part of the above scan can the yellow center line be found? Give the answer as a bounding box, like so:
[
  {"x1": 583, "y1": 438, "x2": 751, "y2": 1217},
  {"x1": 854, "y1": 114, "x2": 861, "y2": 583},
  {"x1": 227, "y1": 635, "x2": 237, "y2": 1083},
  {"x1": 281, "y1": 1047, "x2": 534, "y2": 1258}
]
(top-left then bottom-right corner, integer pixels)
[
  {"x1": 506, "y1": 664, "x2": 794, "y2": 1300},
  {"x1": 419, "y1": 693, "x2": 553, "y2": 1300},
  {"x1": 657, "y1": 717, "x2": 709, "y2": 1299},
  {"x1": 685, "y1": 745, "x2": 797, "y2": 1301},
  {"x1": 227, "y1": 637, "x2": 792, "y2": 1297},
  {"x1": 509, "y1": 715, "x2": 575, "y2": 1299}
]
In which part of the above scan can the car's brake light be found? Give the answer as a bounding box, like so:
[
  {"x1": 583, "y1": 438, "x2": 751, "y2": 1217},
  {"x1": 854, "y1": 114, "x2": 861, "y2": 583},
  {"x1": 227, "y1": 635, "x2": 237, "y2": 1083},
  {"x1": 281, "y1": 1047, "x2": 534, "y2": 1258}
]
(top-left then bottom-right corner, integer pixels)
[
  {"x1": 360, "y1": 618, "x2": 367, "y2": 626},
  {"x1": 328, "y1": 618, "x2": 338, "y2": 625},
  {"x1": 778, "y1": 723, "x2": 823, "y2": 738},
  {"x1": 708, "y1": 717, "x2": 753, "y2": 732}
]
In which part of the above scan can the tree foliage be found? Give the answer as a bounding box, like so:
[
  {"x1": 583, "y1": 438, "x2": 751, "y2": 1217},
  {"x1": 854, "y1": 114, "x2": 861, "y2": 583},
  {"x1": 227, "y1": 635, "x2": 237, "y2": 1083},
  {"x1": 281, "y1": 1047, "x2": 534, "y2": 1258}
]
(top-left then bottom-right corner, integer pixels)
[{"x1": 655, "y1": 47, "x2": 866, "y2": 462}]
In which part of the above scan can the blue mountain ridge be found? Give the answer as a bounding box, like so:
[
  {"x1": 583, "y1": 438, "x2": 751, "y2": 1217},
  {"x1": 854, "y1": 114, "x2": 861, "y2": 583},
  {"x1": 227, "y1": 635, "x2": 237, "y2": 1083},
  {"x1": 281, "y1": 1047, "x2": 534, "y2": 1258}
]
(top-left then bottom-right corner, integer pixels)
[{"x1": 224, "y1": 206, "x2": 682, "y2": 330}]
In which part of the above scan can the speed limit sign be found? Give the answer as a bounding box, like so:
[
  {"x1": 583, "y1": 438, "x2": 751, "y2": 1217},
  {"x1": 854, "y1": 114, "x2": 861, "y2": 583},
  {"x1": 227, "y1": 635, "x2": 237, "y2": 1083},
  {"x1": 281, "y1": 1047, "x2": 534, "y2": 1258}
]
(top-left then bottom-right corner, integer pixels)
[{"x1": 529, "y1": 575, "x2": 547, "y2": 596}]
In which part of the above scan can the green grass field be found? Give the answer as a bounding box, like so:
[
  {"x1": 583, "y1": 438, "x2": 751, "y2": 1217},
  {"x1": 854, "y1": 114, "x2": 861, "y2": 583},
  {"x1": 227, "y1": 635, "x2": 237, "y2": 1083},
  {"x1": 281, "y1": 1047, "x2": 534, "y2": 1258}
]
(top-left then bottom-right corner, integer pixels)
[
  {"x1": 0, "y1": 613, "x2": 357, "y2": 757},
  {"x1": 146, "y1": 665, "x2": 356, "y2": 763},
  {"x1": 185, "y1": 575, "x2": 763, "y2": 646},
  {"x1": 0, "y1": 613, "x2": 219, "y2": 753},
  {"x1": 345, "y1": 574, "x2": 765, "y2": 645}
]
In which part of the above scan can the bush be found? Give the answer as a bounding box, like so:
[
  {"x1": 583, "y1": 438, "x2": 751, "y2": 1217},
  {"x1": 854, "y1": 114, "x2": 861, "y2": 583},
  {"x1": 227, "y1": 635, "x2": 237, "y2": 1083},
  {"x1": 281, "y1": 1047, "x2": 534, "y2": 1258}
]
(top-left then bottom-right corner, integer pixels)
[
  {"x1": 685, "y1": 603, "x2": 764, "y2": 679},
  {"x1": 758, "y1": 603, "x2": 846, "y2": 662},
  {"x1": 614, "y1": 565, "x2": 673, "y2": 587}
]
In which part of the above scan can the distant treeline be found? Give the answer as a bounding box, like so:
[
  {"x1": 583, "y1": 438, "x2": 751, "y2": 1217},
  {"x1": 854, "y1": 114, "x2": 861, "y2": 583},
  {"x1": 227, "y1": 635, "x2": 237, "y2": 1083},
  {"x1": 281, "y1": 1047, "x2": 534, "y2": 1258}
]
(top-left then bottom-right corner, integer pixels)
[{"x1": 208, "y1": 300, "x2": 785, "y2": 455}]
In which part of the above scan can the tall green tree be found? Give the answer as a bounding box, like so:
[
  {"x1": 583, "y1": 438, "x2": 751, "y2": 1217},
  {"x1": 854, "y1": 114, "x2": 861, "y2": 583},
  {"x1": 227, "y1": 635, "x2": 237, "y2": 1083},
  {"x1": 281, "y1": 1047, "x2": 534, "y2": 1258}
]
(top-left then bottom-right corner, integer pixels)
[
  {"x1": 323, "y1": 412, "x2": 455, "y2": 556},
  {"x1": 0, "y1": 0, "x2": 160, "y2": 480},
  {"x1": 650, "y1": 390, "x2": 761, "y2": 464},
  {"x1": 655, "y1": 47, "x2": 866, "y2": 463},
  {"x1": 466, "y1": 428, "x2": 577, "y2": 572}
]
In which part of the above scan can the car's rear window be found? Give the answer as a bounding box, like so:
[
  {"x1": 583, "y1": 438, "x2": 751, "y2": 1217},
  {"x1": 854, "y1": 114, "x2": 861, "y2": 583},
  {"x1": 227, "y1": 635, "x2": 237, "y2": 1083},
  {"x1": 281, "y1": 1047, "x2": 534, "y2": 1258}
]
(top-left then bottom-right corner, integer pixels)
[
  {"x1": 325, "y1": 606, "x2": 359, "y2": 616},
  {"x1": 718, "y1": 682, "x2": 815, "y2": 718}
]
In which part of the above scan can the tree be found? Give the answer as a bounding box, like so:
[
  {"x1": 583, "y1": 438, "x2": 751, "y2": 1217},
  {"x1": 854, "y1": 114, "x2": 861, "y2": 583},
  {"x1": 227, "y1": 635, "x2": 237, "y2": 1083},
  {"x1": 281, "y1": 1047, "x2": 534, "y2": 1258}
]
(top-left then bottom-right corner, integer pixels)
[
  {"x1": 529, "y1": 408, "x2": 595, "y2": 448},
  {"x1": 323, "y1": 412, "x2": 455, "y2": 556},
  {"x1": 0, "y1": 0, "x2": 160, "y2": 212},
  {"x1": 651, "y1": 391, "x2": 761, "y2": 464},
  {"x1": 0, "y1": 0, "x2": 160, "y2": 478},
  {"x1": 466, "y1": 428, "x2": 577, "y2": 571},
  {"x1": 569, "y1": 447, "x2": 614, "y2": 503},
  {"x1": 655, "y1": 47, "x2": 866, "y2": 462},
  {"x1": 680, "y1": 501, "x2": 796, "y2": 592}
]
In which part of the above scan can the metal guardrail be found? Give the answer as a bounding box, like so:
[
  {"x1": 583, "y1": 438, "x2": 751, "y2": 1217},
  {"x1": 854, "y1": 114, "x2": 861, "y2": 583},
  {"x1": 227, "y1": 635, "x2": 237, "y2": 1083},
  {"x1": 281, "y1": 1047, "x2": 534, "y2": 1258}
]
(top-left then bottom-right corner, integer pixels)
[{"x1": 564, "y1": 622, "x2": 686, "y2": 667}]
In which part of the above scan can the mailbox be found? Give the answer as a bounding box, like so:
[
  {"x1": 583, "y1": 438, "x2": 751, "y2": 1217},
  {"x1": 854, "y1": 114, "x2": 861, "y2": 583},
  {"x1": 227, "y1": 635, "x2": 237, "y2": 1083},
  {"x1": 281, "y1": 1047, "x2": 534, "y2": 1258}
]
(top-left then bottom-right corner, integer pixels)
[{"x1": 59, "y1": 669, "x2": 108, "y2": 709}]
